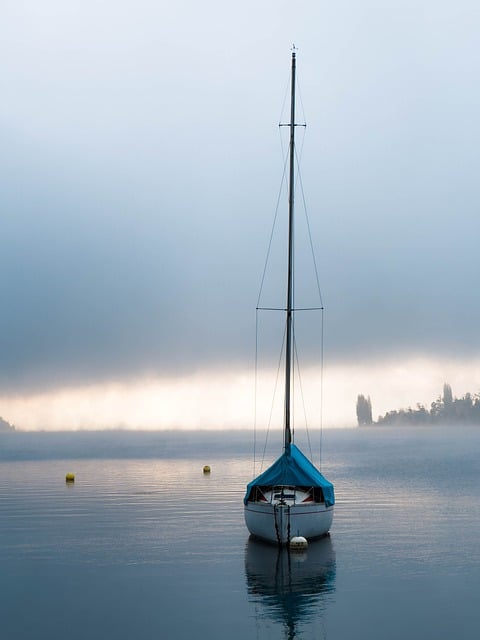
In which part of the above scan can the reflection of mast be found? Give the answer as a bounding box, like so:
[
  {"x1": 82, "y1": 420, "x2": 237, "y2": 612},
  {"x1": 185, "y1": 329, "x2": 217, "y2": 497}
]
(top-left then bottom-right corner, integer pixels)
[{"x1": 245, "y1": 536, "x2": 336, "y2": 638}]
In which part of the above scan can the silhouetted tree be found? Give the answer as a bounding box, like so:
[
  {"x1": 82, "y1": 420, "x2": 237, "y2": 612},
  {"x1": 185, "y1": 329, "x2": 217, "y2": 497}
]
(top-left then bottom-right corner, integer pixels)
[
  {"x1": 356, "y1": 394, "x2": 373, "y2": 425},
  {"x1": 443, "y1": 383, "x2": 453, "y2": 406}
]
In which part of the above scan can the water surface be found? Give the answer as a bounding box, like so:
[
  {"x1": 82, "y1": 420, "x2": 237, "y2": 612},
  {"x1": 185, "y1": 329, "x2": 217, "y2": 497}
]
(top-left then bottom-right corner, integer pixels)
[{"x1": 0, "y1": 427, "x2": 478, "y2": 639}]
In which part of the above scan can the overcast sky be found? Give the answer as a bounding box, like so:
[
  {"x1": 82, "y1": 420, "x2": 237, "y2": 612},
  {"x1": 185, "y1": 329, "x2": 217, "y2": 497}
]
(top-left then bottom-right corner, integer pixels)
[{"x1": 1, "y1": 1, "x2": 480, "y2": 428}]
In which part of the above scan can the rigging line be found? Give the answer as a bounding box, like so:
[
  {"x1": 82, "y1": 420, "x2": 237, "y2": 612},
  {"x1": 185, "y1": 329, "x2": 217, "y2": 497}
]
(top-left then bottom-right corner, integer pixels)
[
  {"x1": 256, "y1": 152, "x2": 289, "y2": 308},
  {"x1": 296, "y1": 68, "x2": 308, "y2": 135},
  {"x1": 278, "y1": 64, "x2": 300, "y2": 162},
  {"x1": 319, "y1": 307, "x2": 325, "y2": 469},
  {"x1": 258, "y1": 68, "x2": 302, "y2": 310},
  {"x1": 279, "y1": 110, "x2": 287, "y2": 165},
  {"x1": 278, "y1": 70, "x2": 292, "y2": 134},
  {"x1": 292, "y1": 124, "x2": 326, "y2": 468},
  {"x1": 293, "y1": 333, "x2": 314, "y2": 462},
  {"x1": 294, "y1": 111, "x2": 307, "y2": 172},
  {"x1": 259, "y1": 320, "x2": 287, "y2": 473},
  {"x1": 295, "y1": 146, "x2": 325, "y2": 307},
  {"x1": 253, "y1": 308, "x2": 259, "y2": 478},
  {"x1": 279, "y1": 122, "x2": 305, "y2": 168}
]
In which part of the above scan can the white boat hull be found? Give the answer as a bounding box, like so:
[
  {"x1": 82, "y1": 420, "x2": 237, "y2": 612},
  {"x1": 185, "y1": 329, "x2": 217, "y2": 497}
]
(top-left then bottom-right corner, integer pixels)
[{"x1": 244, "y1": 501, "x2": 334, "y2": 545}]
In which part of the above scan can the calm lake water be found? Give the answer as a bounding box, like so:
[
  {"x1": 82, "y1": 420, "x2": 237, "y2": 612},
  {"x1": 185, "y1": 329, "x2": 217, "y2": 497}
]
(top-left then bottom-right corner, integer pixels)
[{"x1": 0, "y1": 427, "x2": 479, "y2": 639}]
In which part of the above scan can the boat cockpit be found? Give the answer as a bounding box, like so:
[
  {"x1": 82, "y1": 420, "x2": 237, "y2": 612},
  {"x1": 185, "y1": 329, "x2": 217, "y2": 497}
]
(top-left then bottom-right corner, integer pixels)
[{"x1": 248, "y1": 485, "x2": 325, "y2": 505}]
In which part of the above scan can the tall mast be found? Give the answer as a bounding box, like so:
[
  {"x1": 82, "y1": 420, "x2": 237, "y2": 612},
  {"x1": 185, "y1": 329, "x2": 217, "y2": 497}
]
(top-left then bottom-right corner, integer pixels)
[{"x1": 284, "y1": 49, "x2": 296, "y2": 453}]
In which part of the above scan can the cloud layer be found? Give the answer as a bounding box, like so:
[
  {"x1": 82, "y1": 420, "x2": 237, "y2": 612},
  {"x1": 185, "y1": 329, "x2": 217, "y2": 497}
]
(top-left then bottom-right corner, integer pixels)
[{"x1": 1, "y1": 1, "x2": 480, "y2": 417}]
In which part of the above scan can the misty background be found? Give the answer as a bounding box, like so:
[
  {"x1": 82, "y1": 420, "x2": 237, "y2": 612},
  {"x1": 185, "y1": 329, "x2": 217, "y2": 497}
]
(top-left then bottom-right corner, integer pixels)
[{"x1": 1, "y1": 1, "x2": 480, "y2": 428}]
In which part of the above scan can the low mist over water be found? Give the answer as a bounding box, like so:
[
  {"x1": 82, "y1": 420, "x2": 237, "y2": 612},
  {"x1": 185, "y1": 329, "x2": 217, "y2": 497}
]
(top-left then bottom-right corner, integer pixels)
[{"x1": 1, "y1": 427, "x2": 479, "y2": 639}]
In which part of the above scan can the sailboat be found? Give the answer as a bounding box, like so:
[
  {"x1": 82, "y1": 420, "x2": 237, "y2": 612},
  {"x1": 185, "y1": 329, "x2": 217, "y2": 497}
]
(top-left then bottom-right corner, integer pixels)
[{"x1": 243, "y1": 50, "x2": 335, "y2": 545}]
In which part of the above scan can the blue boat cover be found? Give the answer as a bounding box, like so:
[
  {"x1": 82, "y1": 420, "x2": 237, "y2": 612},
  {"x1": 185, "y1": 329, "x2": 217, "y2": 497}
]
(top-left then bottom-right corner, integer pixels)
[{"x1": 244, "y1": 444, "x2": 335, "y2": 507}]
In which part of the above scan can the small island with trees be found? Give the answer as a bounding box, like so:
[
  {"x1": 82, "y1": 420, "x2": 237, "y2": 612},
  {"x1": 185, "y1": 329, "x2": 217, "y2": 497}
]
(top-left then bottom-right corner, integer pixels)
[{"x1": 357, "y1": 384, "x2": 480, "y2": 426}]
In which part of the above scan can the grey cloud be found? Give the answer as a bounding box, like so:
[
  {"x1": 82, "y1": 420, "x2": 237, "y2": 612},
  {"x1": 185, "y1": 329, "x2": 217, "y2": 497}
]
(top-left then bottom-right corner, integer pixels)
[{"x1": 1, "y1": 1, "x2": 480, "y2": 392}]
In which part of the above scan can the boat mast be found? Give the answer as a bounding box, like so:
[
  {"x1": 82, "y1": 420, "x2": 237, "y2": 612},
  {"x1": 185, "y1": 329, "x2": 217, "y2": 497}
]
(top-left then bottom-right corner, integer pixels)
[{"x1": 284, "y1": 49, "x2": 296, "y2": 453}]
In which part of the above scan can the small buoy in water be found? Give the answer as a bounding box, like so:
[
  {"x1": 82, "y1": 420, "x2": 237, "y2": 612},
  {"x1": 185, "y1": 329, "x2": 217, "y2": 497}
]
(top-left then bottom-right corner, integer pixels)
[
  {"x1": 203, "y1": 465, "x2": 211, "y2": 474},
  {"x1": 290, "y1": 536, "x2": 308, "y2": 551},
  {"x1": 65, "y1": 473, "x2": 75, "y2": 483}
]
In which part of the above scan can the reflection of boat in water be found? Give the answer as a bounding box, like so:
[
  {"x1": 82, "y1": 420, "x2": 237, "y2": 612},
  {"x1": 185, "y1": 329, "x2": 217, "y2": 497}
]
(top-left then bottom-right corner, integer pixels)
[{"x1": 245, "y1": 535, "x2": 336, "y2": 639}]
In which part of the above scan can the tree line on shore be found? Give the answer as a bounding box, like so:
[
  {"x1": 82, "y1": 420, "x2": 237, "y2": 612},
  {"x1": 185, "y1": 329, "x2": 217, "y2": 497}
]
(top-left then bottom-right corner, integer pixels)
[{"x1": 356, "y1": 384, "x2": 480, "y2": 426}]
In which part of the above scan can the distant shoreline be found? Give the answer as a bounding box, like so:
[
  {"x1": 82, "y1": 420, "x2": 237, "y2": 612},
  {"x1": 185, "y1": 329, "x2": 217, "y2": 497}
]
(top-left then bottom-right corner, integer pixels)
[{"x1": 358, "y1": 384, "x2": 480, "y2": 427}]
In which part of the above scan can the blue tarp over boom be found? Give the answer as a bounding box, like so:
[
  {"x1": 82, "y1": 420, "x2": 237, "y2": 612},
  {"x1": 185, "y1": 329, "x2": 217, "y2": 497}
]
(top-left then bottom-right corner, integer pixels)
[{"x1": 244, "y1": 443, "x2": 335, "y2": 507}]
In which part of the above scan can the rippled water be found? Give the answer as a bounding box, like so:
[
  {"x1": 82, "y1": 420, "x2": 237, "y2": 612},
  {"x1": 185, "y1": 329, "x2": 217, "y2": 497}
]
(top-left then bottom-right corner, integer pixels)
[{"x1": 0, "y1": 427, "x2": 479, "y2": 639}]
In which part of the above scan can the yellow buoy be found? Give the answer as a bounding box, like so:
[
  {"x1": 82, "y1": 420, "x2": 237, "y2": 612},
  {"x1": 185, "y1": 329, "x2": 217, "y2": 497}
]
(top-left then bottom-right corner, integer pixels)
[
  {"x1": 65, "y1": 473, "x2": 75, "y2": 483},
  {"x1": 203, "y1": 465, "x2": 211, "y2": 474}
]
